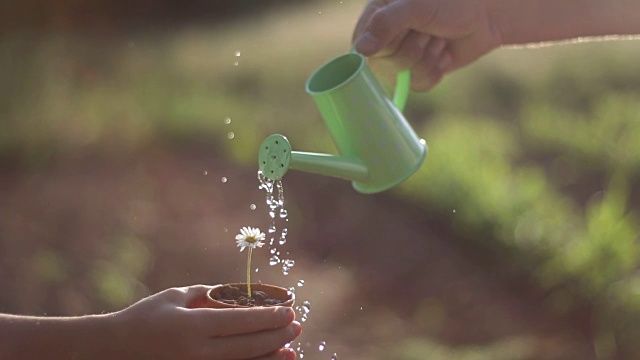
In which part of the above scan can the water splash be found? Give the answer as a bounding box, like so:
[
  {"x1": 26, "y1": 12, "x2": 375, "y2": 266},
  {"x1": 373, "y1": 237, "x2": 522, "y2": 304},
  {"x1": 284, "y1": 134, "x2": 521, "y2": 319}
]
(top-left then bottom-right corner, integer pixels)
[
  {"x1": 258, "y1": 170, "x2": 318, "y2": 355},
  {"x1": 269, "y1": 255, "x2": 281, "y2": 266},
  {"x1": 295, "y1": 300, "x2": 311, "y2": 322},
  {"x1": 278, "y1": 229, "x2": 288, "y2": 245},
  {"x1": 282, "y1": 259, "x2": 295, "y2": 275},
  {"x1": 258, "y1": 171, "x2": 290, "y2": 275}
]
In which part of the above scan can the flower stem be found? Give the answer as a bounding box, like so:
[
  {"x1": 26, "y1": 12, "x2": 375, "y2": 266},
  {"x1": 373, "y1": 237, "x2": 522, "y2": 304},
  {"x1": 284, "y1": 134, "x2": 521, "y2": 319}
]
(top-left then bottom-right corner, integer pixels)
[{"x1": 247, "y1": 247, "x2": 253, "y2": 297}]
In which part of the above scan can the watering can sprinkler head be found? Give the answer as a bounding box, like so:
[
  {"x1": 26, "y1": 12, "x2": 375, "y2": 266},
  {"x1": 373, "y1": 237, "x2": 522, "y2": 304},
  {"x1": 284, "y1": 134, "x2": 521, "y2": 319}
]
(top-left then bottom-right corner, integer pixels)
[
  {"x1": 258, "y1": 52, "x2": 428, "y2": 194},
  {"x1": 258, "y1": 134, "x2": 293, "y2": 181}
]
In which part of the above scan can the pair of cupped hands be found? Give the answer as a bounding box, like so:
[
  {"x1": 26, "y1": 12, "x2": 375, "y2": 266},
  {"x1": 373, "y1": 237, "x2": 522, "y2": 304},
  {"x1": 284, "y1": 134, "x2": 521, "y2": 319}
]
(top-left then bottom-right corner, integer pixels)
[{"x1": 113, "y1": 285, "x2": 301, "y2": 360}]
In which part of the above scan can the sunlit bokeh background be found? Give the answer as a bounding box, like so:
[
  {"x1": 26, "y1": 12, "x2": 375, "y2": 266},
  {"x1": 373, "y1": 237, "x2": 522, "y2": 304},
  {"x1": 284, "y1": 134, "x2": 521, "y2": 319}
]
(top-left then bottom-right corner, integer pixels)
[{"x1": 2, "y1": 0, "x2": 640, "y2": 359}]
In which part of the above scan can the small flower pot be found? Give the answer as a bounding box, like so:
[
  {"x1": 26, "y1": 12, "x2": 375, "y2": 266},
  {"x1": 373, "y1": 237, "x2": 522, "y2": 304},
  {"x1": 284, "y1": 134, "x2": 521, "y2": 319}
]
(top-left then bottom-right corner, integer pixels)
[{"x1": 191, "y1": 283, "x2": 295, "y2": 309}]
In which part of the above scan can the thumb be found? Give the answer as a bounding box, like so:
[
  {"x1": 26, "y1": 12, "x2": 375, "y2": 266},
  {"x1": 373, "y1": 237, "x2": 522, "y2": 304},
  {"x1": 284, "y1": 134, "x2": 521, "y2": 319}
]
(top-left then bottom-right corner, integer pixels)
[
  {"x1": 178, "y1": 284, "x2": 216, "y2": 308},
  {"x1": 354, "y1": 0, "x2": 436, "y2": 56}
]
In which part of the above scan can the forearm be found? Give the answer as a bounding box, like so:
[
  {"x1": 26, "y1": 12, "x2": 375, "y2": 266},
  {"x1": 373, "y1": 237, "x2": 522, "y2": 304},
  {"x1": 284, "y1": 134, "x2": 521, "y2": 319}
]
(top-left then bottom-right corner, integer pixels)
[
  {"x1": 489, "y1": 0, "x2": 640, "y2": 45},
  {"x1": 0, "y1": 313, "x2": 120, "y2": 360}
]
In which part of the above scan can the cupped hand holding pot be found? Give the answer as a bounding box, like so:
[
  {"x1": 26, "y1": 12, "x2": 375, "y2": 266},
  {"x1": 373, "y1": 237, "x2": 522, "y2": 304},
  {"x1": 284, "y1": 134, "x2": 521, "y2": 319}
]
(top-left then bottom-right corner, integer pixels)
[
  {"x1": 114, "y1": 284, "x2": 302, "y2": 360},
  {"x1": 0, "y1": 285, "x2": 302, "y2": 360}
]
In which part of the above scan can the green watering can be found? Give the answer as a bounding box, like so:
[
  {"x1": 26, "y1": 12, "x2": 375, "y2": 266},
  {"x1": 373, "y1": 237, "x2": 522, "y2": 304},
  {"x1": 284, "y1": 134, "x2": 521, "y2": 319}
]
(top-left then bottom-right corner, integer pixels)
[{"x1": 258, "y1": 52, "x2": 427, "y2": 194}]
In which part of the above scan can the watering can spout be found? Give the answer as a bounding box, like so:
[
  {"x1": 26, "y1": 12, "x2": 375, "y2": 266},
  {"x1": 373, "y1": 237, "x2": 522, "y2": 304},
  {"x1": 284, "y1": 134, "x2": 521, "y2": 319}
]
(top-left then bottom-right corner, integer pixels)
[{"x1": 259, "y1": 134, "x2": 369, "y2": 183}]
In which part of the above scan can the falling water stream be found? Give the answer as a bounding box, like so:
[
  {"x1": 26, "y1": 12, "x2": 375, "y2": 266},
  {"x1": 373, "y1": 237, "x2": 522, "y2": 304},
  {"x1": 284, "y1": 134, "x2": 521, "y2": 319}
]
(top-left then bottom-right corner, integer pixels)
[{"x1": 257, "y1": 170, "x2": 336, "y2": 359}]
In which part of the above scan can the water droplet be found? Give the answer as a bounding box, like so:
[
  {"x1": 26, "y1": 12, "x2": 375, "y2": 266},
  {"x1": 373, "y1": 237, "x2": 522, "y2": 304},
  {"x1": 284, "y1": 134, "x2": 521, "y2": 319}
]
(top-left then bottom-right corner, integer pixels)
[
  {"x1": 255, "y1": 268, "x2": 259, "y2": 272},
  {"x1": 420, "y1": 138, "x2": 427, "y2": 145},
  {"x1": 269, "y1": 255, "x2": 281, "y2": 266},
  {"x1": 221, "y1": 177, "x2": 228, "y2": 183},
  {"x1": 318, "y1": 11, "x2": 322, "y2": 14},
  {"x1": 227, "y1": 132, "x2": 235, "y2": 139},
  {"x1": 297, "y1": 280, "x2": 305, "y2": 287},
  {"x1": 224, "y1": 117, "x2": 231, "y2": 124},
  {"x1": 296, "y1": 300, "x2": 311, "y2": 322},
  {"x1": 249, "y1": 203, "x2": 257, "y2": 210},
  {"x1": 233, "y1": 61, "x2": 239, "y2": 66},
  {"x1": 453, "y1": 209, "x2": 457, "y2": 213},
  {"x1": 282, "y1": 259, "x2": 295, "y2": 275},
  {"x1": 268, "y1": 225, "x2": 277, "y2": 233},
  {"x1": 203, "y1": 171, "x2": 208, "y2": 175},
  {"x1": 279, "y1": 208, "x2": 288, "y2": 218},
  {"x1": 234, "y1": 50, "x2": 241, "y2": 57},
  {"x1": 223, "y1": 228, "x2": 228, "y2": 232},
  {"x1": 331, "y1": 353, "x2": 338, "y2": 359},
  {"x1": 318, "y1": 341, "x2": 326, "y2": 351}
]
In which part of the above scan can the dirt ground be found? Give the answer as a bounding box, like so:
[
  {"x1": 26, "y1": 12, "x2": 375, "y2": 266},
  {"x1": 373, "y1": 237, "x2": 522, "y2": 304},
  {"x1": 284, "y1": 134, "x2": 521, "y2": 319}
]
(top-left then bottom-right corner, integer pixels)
[{"x1": 0, "y1": 145, "x2": 597, "y2": 359}]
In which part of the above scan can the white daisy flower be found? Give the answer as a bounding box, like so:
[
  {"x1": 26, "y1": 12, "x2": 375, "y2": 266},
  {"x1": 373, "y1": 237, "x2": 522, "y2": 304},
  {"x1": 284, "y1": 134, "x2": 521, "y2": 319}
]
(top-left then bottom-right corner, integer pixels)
[{"x1": 235, "y1": 226, "x2": 265, "y2": 252}]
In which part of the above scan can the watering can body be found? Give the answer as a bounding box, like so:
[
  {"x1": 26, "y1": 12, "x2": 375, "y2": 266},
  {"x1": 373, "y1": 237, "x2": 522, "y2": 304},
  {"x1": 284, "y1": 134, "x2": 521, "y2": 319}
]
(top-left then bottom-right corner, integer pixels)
[{"x1": 259, "y1": 52, "x2": 427, "y2": 194}]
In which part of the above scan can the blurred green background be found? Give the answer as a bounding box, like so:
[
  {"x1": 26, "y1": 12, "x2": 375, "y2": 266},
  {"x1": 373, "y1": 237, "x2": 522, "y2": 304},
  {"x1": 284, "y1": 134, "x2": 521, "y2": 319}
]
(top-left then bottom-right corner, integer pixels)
[{"x1": 1, "y1": 0, "x2": 640, "y2": 359}]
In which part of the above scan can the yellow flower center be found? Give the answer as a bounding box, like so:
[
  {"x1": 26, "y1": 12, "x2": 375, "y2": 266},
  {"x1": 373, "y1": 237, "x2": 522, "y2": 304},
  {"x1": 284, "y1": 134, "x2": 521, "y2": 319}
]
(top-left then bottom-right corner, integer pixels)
[{"x1": 246, "y1": 236, "x2": 257, "y2": 244}]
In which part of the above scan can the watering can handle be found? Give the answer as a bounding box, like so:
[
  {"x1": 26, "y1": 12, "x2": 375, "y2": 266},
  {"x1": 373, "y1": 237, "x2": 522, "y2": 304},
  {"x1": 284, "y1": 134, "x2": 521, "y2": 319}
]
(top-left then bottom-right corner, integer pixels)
[
  {"x1": 350, "y1": 47, "x2": 410, "y2": 112},
  {"x1": 393, "y1": 70, "x2": 410, "y2": 112}
]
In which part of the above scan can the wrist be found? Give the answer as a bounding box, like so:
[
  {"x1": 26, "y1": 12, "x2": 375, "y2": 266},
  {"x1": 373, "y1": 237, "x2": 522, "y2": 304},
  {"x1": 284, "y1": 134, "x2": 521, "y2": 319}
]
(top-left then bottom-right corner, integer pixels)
[
  {"x1": 104, "y1": 309, "x2": 138, "y2": 360},
  {"x1": 65, "y1": 313, "x2": 121, "y2": 359}
]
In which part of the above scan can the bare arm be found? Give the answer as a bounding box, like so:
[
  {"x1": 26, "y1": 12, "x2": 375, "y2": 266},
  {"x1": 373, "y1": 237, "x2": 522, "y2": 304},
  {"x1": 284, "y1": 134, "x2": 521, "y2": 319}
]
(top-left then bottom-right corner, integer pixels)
[
  {"x1": 492, "y1": 0, "x2": 640, "y2": 45},
  {"x1": 0, "y1": 286, "x2": 301, "y2": 360},
  {"x1": 0, "y1": 313, "x2": 119, "y2": 359}
]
